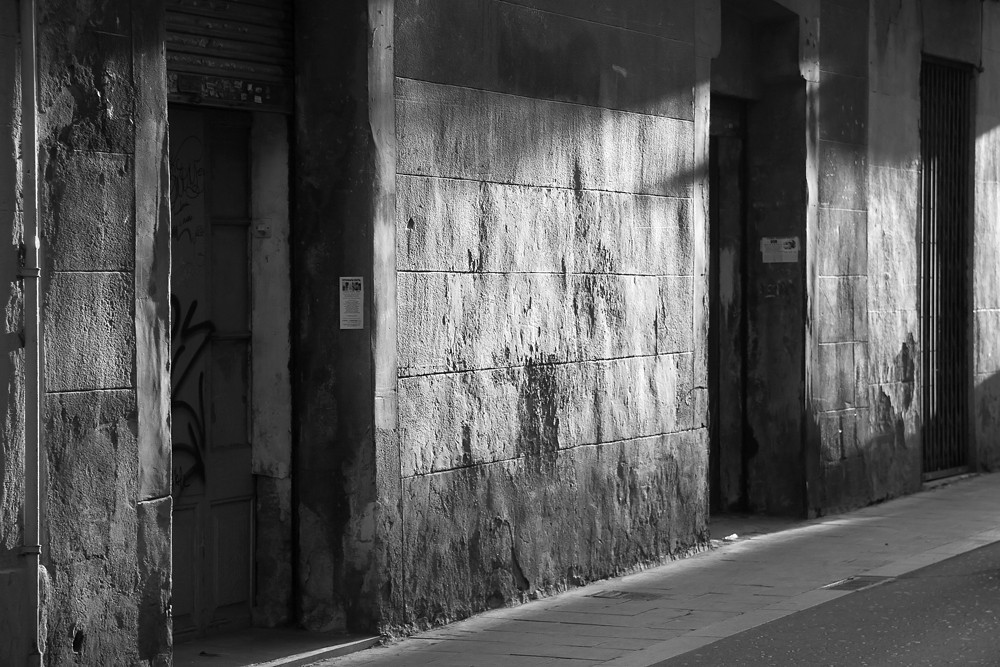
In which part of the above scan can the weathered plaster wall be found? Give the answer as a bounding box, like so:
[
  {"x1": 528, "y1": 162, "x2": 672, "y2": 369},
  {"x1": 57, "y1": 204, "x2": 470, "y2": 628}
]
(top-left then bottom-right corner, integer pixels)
[
  {"x1": 811, "y1": 0, "x2": 991, "y2": 513},
  {"x1": 293, "y1": 0, "x2": 401, "y2": 634},
  {"x1": 974, "y1": 0, "x2": 1000, "y2": 471},
  {"x1": 808, "y1": 0, "x2": 876, "y2": 512},
  {"x1": 0, "y1": 2, "x2": 28, "y2": 663},
  {"x1": 250, "y1": 112, "x2": 294, "y2": 627},
  {"x1": 827, "y1": 0, "x2": 925, "y2": 514},
  {"x1": 35, "y1": 0, "x2": 171, "y2": 663},
  {"x1": 394, "y1": 0, "x2": 708, "y2": 629}
]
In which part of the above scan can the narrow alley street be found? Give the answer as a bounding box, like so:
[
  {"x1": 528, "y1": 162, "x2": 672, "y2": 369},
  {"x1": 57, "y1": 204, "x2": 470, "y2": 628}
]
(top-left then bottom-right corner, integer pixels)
[{"x1": 310, "y1": 474, "x2": 1000, "y2": 667}]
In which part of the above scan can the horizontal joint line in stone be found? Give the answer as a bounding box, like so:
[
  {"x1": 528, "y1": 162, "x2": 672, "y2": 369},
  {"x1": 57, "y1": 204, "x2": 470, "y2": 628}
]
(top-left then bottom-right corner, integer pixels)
[
  {"x1": 818, "y1": 68, "x2": 868, "y2": 80},
  {"x1": 398, "y1": 352, "x2": 693, "y2": 380},
  {"x1": 398, "y1": 269, "x2": 695, "y2": 278},
  {"x1": 820, "y1": 206, "x2": 868, "y2": 213},
  {"x1": 403, "y1": 428, "x2": 705, "y2": 480},
  {"x1": 66, "y1": 148, "x2": 132, "y2": 158},
  {"x1": 493, "y1": 0, "x2": 696, "y2": 46},
  {"x1": 818, "y1": 136, "x2": 869, "y2": 149},
  {"x1": 816, "y1": 340, "x2": 868, "y2": 345},
  {"x1": 814, "y1": 407, "x2": 867, "y2": 416},
  {"x1": 396, "y1": 172, "x2": 694, "y2": 201},
  {"x1": 46, "y1": 387, "x2": 133, "y2": 396},
  {"x1": 398, "y1": 77, "x2": 697, "y2": 125},
  {"x1": 817, "y1": 273, "x2": 868, "y2": 278},
  {"x1": 50, "y1": 269, "x2": 133, "y2": 275}
]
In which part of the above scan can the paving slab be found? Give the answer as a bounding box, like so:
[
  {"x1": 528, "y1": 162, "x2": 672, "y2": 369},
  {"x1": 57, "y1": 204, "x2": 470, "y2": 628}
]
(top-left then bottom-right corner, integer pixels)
[{"x1": 311, "y1": 473, "x2": 1000, "y2": 667}]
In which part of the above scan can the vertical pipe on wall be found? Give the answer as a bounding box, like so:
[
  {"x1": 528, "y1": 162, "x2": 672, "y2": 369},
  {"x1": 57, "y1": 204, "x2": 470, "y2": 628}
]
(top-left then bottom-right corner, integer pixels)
[{"x1": 18, "y1": 0, "x2": 42, "y2": 664}]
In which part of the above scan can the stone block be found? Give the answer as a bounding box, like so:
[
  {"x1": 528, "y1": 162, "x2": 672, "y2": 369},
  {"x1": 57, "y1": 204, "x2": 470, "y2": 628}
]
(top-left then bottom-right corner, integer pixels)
[
  {"x1": 136, "y1": 496, "x2": 170, "y2": 663},
  {"x1": 816, "y1": 276, "x2": 868, "y2": 344},
  {"x1": 977, "y1": 48, "x2": 1000, "y2": 121},
  {"x1": 396, "y1": 78, "x2": 695, "y2": 197},
  {"x1": 397, "y1": 175, "x2": 693, "y2": 276},
  {"x1": 0, "y1": 343, "x2": 23, "y2": 555},
  {"x1": 817, "y1": 208, "x2": 866, "y2": 277},
  {"x1": 819, "y1": 140, "x2": 867, "y2": 211},
  {"x1": 820, "y1": 1, "x2": 868, "y2": 78},
  {"x1": 871, "y1": 3, "x2": 920, "y2": 99},
  {"x1": 44, "y1": 151, "x2": 135, "y2": 271},
  {"x1": 396, "y1": 0, "x2": 695, "y2": 120},
  {"x1": 398, "y1": 272, "x2": 692, "y2": 376},
  {"x1": 0, "y1": 35, "x2": 18, "y2": 215},
  {"x1": 819, "y1": 411, "x2": 849, "y2": 463},
  {"x1": 501, "y1": 0, "x2": 696, "y2": 42},
  {"x1": 39, "y1": 28, "x2": 134, "y2": 154},
  {"x1": 43, "y1": 389, "x2": 140, "y2": 665},
  {"x1": 975, "y1": 309, "x2": 1000, "y2": 375},
  {"x1": 974, "y1": 371, "x2": 1000, "y2": 469},
  {"x1": 976, "y1": 120, "x2": 1000, "y2": 185},
  {"x1": 975, "y1": 180, "x2": 1000, "y2": 310},
  {"x1": 818, "y1": 71, "x2": 867, "y2": 145},
  {"x1": 398, "y1": 353, "x2": 694, "y2": 477},
  {"x1": 400, "y1": 430, "x2": 706, "y2": 626},
  {"x1": 44, "y1": 271, "x2": 134, "y2": 392},
  {"x1": 868, "y1": 166, "x2": 918, "y2": 310},
  {"x1": 867, "y1": 310, "x2": 918, "y2": 391},
  {"x1": 869, "y1": 93, "x2": 919, "y2": 170},
  {"x1": 41, "y1": 0, "x2": 132, "y2": 36},
  {"x1": 814, "y1": 342, "x2": 855, "y2": 411}
]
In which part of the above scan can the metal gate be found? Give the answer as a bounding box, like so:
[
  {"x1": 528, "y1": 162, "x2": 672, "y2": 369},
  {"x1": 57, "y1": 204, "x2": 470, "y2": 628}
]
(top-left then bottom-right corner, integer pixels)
[
  {"x1": 165, "y1": 0, "x2": 293, "y2": 113},
  {"x1": 919, "y1": 59, "x2": 974, "y2": 480}
]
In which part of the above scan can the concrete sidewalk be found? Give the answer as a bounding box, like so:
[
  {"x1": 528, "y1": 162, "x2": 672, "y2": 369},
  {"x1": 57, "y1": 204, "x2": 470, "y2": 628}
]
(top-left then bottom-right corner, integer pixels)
[{"x1": 313, "y1": 474, "x2": 1000, "y2": 667}]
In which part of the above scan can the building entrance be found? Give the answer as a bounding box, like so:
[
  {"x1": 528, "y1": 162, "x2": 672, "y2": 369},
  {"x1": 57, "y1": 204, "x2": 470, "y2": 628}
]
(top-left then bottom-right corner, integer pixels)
[{"x1": 169, "y1": 107, "x2": 255, "y2": 638}]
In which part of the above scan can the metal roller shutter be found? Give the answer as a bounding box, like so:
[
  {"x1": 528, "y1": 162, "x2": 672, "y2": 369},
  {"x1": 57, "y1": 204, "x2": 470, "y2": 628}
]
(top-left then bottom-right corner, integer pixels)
[{"x1": 165, "y1": 0, "x2": 293, "y2": 113}]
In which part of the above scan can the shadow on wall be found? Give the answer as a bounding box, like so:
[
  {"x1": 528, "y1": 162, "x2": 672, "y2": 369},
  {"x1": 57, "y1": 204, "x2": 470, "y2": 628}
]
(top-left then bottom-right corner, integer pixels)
[
  {"x1": 973, "y1": 372, "x2": 1000, "y2": 471},
  {"x1": 814, "y1": 359, "x2": 1000, "y2": 516}
]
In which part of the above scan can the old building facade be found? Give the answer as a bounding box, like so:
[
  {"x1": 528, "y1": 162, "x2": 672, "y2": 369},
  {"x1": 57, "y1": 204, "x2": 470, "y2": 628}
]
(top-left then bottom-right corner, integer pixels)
[{"x1": 1, "y1": 0, "x2": 999, "y2": 663}]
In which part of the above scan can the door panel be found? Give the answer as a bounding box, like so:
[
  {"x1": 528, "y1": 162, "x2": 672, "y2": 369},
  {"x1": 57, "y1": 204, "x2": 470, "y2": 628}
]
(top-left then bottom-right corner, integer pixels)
[{"x1": 170, "y1": 106, "x2": 254, "y2": 639}]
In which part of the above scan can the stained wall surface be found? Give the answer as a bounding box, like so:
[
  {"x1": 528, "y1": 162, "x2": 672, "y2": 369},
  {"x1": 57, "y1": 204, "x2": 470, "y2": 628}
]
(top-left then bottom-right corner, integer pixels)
[
  {"x1": 33, "y1": 0, "x2": 172, "y2": 663},
  {"x1": 974, "y1": 0, "x2": 1000, "y2": 470},
  {"x1": 810, "y1": 0, "x2": 882, "y2": 511},
  {"x1": 0, "y1": 1, "x2": 28, "y2": 663},
  {"x1": 393, "y1": 0, "x2": 708, "y2": 627},
  {"x1": 810, "y1": 0, "x2": 999, "y2": 513}
]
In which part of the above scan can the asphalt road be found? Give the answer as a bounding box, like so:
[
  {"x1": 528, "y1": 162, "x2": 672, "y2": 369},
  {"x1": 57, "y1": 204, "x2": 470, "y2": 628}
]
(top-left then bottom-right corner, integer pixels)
[{"x1": 660, "y1": 541, "x2": 1000, "y2": 666}]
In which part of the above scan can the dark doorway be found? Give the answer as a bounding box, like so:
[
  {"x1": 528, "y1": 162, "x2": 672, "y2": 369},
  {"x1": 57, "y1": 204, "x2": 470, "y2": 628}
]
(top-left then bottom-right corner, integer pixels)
[
  {"x1": 919, "y1": 58, "x2": 975, "y2": 480},
  {"x1": 709, "y1": 96, "x2": 749, "y2": 513},
  {"x1": 170, "y1": 106, "x2": 255, "y2": 638}
]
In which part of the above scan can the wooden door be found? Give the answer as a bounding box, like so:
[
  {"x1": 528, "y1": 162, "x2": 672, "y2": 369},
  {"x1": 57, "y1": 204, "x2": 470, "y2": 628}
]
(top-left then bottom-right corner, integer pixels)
[{"x1": 169, "y1": 107, "x2": 254, "y2": 638}]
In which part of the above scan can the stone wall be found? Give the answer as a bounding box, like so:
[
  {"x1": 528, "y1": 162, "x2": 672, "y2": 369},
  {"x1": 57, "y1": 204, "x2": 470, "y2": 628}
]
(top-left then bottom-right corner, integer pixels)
[
  {"x1": 809, "y1": 0, "x2": 880, "y2": 511},
  {"x1": 975, "y1": 0, "x2": 1000, "y2": 471},
  {"x1": 393, "y1": 0, "x2": 708, "y2": 628},
  {"x1": 34, "y1": 0, "x2": 171, "y2": 663},
  {"x1": 809, "y1": 0, "x2": 997, "y2": 513},
  {"x1": 0, "y1": 1, "x2": 28, "y2": 663}
]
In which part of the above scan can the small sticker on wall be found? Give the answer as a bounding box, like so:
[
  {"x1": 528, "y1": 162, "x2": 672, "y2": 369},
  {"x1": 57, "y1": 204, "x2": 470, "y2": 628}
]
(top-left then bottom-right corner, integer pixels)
[
  {"x1": 760, "y1": 237, "x2": 800, "y2": 263},
  {"x1": 340, "y1": 277, "x2": 364, "y2": 330}
]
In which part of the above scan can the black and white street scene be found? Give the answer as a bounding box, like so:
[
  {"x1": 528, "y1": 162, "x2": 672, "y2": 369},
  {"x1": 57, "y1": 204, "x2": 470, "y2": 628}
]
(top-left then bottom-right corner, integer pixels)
[{"x1": 2, "y1": 1, "x2": 1000, "y2": 665}]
